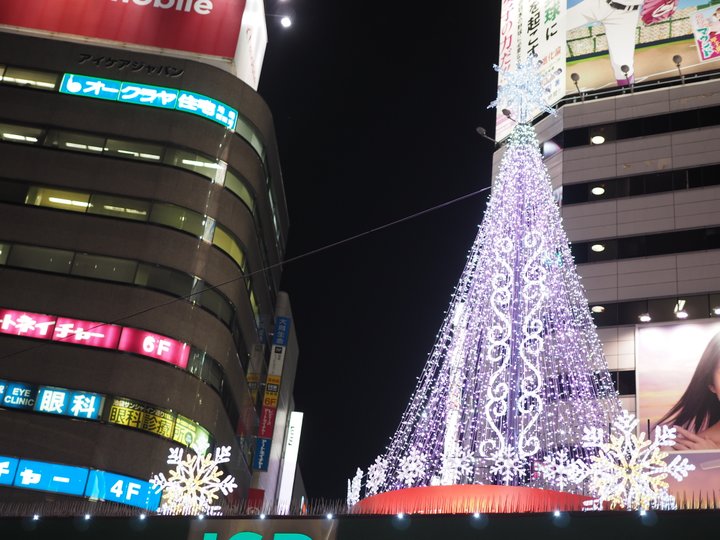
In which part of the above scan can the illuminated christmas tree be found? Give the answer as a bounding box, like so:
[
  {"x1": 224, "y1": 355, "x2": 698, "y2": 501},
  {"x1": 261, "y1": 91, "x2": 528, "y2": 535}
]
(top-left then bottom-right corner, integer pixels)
[{"x1": 361, "y1": 59, "x2": 622, "y2": 496}]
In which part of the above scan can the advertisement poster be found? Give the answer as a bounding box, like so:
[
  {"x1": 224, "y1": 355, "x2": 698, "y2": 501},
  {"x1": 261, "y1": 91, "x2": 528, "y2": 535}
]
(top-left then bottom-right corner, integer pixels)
[
  {"x1": 496, "y1": 0, "x2": 720, "y2": 140},
  {"x1": 636, "y1": 319, "x2": 720, "y2": 500}
]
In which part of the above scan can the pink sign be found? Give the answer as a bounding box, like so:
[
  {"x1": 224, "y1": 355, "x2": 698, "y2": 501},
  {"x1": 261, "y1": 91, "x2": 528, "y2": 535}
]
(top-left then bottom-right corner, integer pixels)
[
  {"x1": 53, "y1": 317, "x2": 122, "y2": 349},
  {"x1": 118, "y1": 327, "x2": 189, "y2": 369},
  {"x1": 0, "y1": 309, "x2": 57, "y2": 340},
  {"x1": 0, "y1": 0, "x2": 247, "y2": 59}
]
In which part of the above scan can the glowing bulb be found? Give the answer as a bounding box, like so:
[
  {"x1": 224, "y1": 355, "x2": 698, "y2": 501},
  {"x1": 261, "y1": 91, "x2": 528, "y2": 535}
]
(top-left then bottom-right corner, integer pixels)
[
  {"x1": 591, "y1": 244, "x2": 605, "y2": 252},
  {"x1": 591, "y1": 135, "x2": 605, "y2": 145},
  {"x1": 713, "y1": 306, "x2": 720, "y2": 316},
  {"x1": 591, "y1": 306, "x2": 605, "y2": 313},
  {"x1": 591, "y1": 186, "x2": 605, "y2": 196},
  {"x1": 84, "y1": 515, "x2": 91, "y2": 521},
  {"x1": 638, "y1": 313, "x2": 651, "y2": 323},
  {"x1": 260, "y1": 514, "x2": 266, "y2": 519},
  {"x1": 32, "y1": 515, "x2": 40, "y2": 521},
  {"x1": 397, "y1": 512, "x2": 405, "y2": 519},
  {"x1": 676, "y1": 310, "x2": 688, "y2": 319},
  {"x1": 326, "y1": 513, "x2": 333, "y2": 520},
  {"x1": 281, "y1": 16, "x2": 292, "y2": 27}
]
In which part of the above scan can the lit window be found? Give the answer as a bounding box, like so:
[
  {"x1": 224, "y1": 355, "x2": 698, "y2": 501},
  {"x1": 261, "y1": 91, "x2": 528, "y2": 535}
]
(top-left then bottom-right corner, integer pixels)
[
  {"x1": 0, "y1": 123, "x2": 43, "y2": 144},
  {"x1": 88, "y1": 194, "x2": 150, "y2": 222},
  {"x1": 25, "y1": 187, "x2": 90, "y2": 212},
  {"x1": 213, "y1": 225, "x2": 246, "y2": 270},
  {"x1": 2, "y1": 67, "x2": 58, "y2": 90},
  {"x1": 105, "y1": 139, "x2": 163, "y2": 162}
]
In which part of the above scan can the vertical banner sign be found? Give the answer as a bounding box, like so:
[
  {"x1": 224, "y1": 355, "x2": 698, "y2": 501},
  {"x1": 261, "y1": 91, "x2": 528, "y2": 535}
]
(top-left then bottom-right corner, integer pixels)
[
  {"x1": 252, "y1": 316, "x2": 291, "y2": 471},
  {"x1": 495, "y1": 0, "x2": 521, "y2": 141}
]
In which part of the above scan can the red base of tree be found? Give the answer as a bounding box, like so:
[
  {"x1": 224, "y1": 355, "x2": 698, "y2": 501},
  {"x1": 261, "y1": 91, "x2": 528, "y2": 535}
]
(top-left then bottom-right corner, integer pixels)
[{"x1": 354, "y1": 484, "x2": 590, "y2": 514}]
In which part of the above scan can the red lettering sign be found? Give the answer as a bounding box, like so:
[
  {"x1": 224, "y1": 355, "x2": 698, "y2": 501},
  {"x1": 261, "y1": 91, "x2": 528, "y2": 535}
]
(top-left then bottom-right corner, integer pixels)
[
  {"x1": 53, "y1": 317, "x2": 122, "y2": 349},
  {"x1": 258, "y1": 406, "x2": 276, "y2": 438},
  {"x1": 118, "y1": 327, "x2": 190, "y2": 368},
  {"x1": 0, "y1": 0, "x2": 247, "y2": 58}
]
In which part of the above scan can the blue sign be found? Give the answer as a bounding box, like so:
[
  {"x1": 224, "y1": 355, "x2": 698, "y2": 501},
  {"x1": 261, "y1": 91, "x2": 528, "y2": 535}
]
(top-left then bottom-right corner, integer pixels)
[
  {"x1": 85, "y1": 470, "x2": 161, "y2": 511},
  {"x1": 177, "y1": 91, "x2": 238, "y2": 130},
  {"x1": 252, "y1": 437, "x2": 271, "y2": 471},
  {"x1": 34, "y1": 387, "x2": 103, "y2": 420},
  {"x1": 0, "y1": 455, "x2": 18, "y2": 485},
  {"x1": 60, "y1": 73, "x2": 237, "y2": 130},
  {"x1": 119, "y1": 82, "x2": 178, "y2": 109},
  {"x1": 15, "y1": 460, "x2": 89, "y2": 496},
  {"x1": 2, "y1": 382, "x2": 36, "y2": 410},
  {"x1": 60, "y1": 73, "x2": 122, "y2": 101},
  {"x1": 272, "y1": 317, "x2": 291, "y2": 347},
  {"x1": 0, "y1": 379, "x2": 6, "y2": 398}
]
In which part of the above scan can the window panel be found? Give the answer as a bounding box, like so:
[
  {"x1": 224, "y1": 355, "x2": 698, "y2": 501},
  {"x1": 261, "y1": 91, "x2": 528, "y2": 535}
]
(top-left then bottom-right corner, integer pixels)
[
  {"x1": 165, "y1": 149, "x2": 225, "y2": 181},
  {"x1": 2, "y1": 67, "x2": 58, "y2": 90},
  {"x1": 192, "y1": 282, "x2": 233, "y2": 326},
  {"x1": 88, "y1": 194, "x2": 150, "y2": 221},
  {"x1": 0, "y1": 243, "x2": 8, "y2": 265},
  {"x1": 25, "y1": 186, "x2": 90, "y2": 212},
  {"x1": 7, "y1": 245, "x2": 73, "y2": 273},
  {"x1": 44, "y1": 130, "x2": 106, "y2": 154},
  {"x1": 224, "y1": 170, "x2": 255, "y2": 213},
  {"x1": 105, "y1": 139, "x2": 163, "y2": 162},
  {"x1": 149, "y1": 203, "x2": 205, "y2": 236},
  {"x1": 71, "y1": 253, "x2": 137, "y2": 283},
  {"x1": 0, "y1": 122, "x2": 43, "y2": 145},
  {"x1": 213, "y1": 225, "x2": 245, "y2": 270},
  {"x1": 134, "y1": 263, "x2": 194, "y2": 298},
  {"x1": 0, "y1": 179, "x2": 30, "y2": 204}
]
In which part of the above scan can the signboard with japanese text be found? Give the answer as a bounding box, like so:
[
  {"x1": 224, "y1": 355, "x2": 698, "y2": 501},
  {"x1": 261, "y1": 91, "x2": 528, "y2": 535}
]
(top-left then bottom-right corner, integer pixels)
[
  {"x1": 495, "y1": 0, "x2": 720, "y2": 141},
  {"x1": 60, "y1": 74, "x2": 238, "y2": 130},
  {"x1": 252, "y1": 436, "x2": 271, "y2": 471},
  {"x1": 0, "y1": 308, "x2": 56, "y2": 339},
  {"x1": 109, "y1": 397, "x2": 177, "y2": 438},
  {"x1": 173, "y1": 414, "x2": 212, "y2": 454},
  {"x1": 0, "y1": 456, "x2": 19, "y2": 485},
  {"x1": 34, "y1": 386, "x2": 104, "y2": 420},
  {"x1": 53, "y1": 317, "x2": 122, "y2": 349},
  {"x1": 0, "y1": 0, "x2": 247, "y2": 59},
  {"x1": 15, "y1": 460, "x2": 89, "y2": 496}
]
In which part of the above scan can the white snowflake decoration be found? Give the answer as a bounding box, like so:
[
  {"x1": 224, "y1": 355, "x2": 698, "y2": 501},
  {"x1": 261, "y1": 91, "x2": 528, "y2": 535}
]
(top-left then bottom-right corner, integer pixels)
[
  {"x1": 538, "y1": 449, "x2": 589, "y2": 491},
  {"x1": 489, "y1": 55, "x2": 556, "y2": 124},
  {"x1": 346, "y1": 467, "x2": 363, "y2": 507},
  {"x1": 365, "y1": 456, "x2": 387, "y2": 496},
  {"x1": 150, "y1": 446, "x2": 238, "y2": 516},
  {"x1": 539, "y1": 411, "x2": 695, "y2": 510},
  {"x1": 489, "y1": 446, "x2": 526, "y2": 484},
  {"x1": 439, "y1": 445, "x2": 475, "y2": 485},
  {"x1": 397, "y1": 448, "x2": 427, "y2": 487}
]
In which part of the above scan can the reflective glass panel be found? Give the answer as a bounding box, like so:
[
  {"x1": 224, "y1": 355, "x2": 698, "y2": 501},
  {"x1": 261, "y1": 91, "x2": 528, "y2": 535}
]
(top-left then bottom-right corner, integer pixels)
[
  {"x1": 149, "y1": 203, "x2": 205, "y2": 236},
  {"x1": 105, "y1": 139, "x2": 163, "y2": 162},
  {"x1": 0, "y1": 123, "x2": 43, "y2": 145},
  {"x1": 2, "y1": 67, "x2": 58, "y2": 90},
  {"x1": 7, "y1": 245, "x2": 73, "y2": 273},
  {"x1": 44, "y1": 130, "x2": 106, "y2": 154},
  {"x1": 212, "y1": 226, "x2": 245, "y2": 270},
  {"x1": 88, "y1": 194, "x2": 150, "y2": 221},
  {"x1": 71, "y1": 253, "x2": 137, "y2": 283},
  {"x1": 25, "y1": 187, "x2": 90, "y2": 213}
]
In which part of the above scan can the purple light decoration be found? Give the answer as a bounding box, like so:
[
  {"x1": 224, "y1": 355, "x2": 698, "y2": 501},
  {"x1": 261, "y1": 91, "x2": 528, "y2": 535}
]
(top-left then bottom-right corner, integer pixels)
[{"x1": 365, "y1": 59, "x2": 621, "y2": 495}]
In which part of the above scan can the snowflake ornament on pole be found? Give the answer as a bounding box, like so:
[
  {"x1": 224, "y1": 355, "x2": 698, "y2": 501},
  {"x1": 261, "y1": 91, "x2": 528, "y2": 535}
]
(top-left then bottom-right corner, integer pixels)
[
  {"x1": 150, "y1": 446, "x2": 238, "y2": 516},
  {"x1": 347, "y1": 468, "x2": 363, "y2": 508},
  {"x1": 359, "y1": 56, "x2": 621, "y2": 498}
]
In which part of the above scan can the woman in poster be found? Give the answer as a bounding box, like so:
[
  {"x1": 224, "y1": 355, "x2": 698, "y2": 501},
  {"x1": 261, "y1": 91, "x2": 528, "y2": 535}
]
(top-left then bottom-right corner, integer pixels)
[{"x1": 657, "y1": 330, "x2": 720, "y2": 450}]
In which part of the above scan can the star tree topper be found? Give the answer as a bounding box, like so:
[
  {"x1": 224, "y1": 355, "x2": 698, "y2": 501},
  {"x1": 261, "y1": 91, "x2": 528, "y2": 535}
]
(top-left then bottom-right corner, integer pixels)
[{"x1": 489, "y1": 55, "x2": 556, "y2": 124}]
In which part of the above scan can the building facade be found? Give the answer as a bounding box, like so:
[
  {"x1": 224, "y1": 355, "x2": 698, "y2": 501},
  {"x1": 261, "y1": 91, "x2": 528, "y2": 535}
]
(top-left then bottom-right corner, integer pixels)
[
  {"x1": 0, "y1": 29, "x2": 291, "y2": 511},
  {"x1": 517, "y1": 76, "x2": 720, "y2": 419}
]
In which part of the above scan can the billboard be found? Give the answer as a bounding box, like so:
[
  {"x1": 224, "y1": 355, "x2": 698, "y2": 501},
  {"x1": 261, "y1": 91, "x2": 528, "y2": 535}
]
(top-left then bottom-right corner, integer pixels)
[
  {"x1": 636, "y1": 319, "x2": 720, "y2": 499},
  {"x1": 0, "y1": 0, "x2": 247, "y2": 59},
  {"x1": 496, "y1": 0, "x2": 720, "y2": 140}
]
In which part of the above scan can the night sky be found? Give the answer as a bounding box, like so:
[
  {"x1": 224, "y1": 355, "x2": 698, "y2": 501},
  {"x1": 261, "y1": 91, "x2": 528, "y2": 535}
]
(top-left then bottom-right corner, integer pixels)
[{"x1": 258, "y1": 1, "x2": 502, "y2": 499}]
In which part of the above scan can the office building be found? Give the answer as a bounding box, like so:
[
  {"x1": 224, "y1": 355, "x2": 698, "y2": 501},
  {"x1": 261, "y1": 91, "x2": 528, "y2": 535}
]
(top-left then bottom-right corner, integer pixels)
[{"x1": 0, "y1": 9, "x2": 294, "y2": 511}]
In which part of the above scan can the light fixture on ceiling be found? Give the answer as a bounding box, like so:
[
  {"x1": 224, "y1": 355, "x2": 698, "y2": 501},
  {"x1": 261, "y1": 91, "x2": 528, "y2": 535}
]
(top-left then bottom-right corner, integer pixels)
[
  {"x1": 639, "y1": 313, "x2": 652, "y2": 323},
  {"x1": 591, "y1": 186, "x2": 606, "y2": 196},
  {"x1": 712, "y1": 306, "x2": 720, "y2": 316},
  {"x1": 674, "y1": 299, "x2": 688, "y2": 319},
  {"x1": 590, "y1": 135, "x2": 605, "y2": 145},
  {"x1": 591, "y1": 244, "x2": 606, "y2": 252},
  {"x1": 591, "y1": 305, "x2": 605, "y2": 314}
]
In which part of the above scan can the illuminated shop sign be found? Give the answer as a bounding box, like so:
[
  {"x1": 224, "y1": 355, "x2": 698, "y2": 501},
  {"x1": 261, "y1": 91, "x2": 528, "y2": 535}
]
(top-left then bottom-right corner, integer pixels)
[
  {"x1": 118, "y1": 327, "x2": 190, "y2": 368},
  {"x1": 0, "y1": 307, "x2": 189, "y2": 369},
  {"x1": 34, "y1": 386, "x2": 104, "y2": 420},
  {"x1": 173, "y1": 414, "x2": 211, "y2": 454},
  {"x1": 109, "y1": 398, "x2": 176, "y2": 439},
  {"x1": 60, "y1": 74, "x2": 238, "y2": 130},
  {"x1": 85, "y1": 470, "x2": 162, "y2": 509},
  {"x1": 1, "y1": 382, "x2": 36, "y2": 410},
  {"x1": 0, "y1": 454, "x2": 159, "y2": 510}
]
